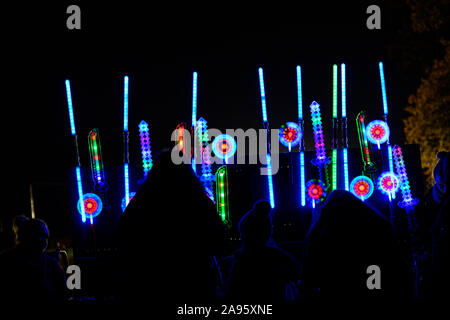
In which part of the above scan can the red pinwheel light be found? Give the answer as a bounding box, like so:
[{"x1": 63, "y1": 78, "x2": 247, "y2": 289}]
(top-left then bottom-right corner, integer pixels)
[
  {"x1": 370, "y1": 124, "x2": 385, "y2": 140},
  {"x1": 84, "y1": 198, "x2": 98, "y2": 214},
  {"x1": 283, "y1": 127, "x2": 298, "y2": 143},
  {"x1": 307, "y1": 183, "x2": 323, "y2": 200},
  {"x1": 378, "y1": 172, "x2": 399, "y2": 194}
]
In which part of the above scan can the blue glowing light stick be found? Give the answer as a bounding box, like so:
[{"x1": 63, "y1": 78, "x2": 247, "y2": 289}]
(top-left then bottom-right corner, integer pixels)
[
  {"x1": 258, "y1": 68, "x2": 275, "y2": 208},
  {"x1": 341, "y1": 63, "x2": 349, "y2": 191},
  {"x1": 191, "y1": 72, "x2": 198, "y2": 173},
  {"x1": 297, "y1": 66, "x2": 306, "y2": 206},
  {"x1": 65, "y1": 80, "x2": 86, "y2": 223},
  {"x1": 123, "y1": 76, "x2": 130, "y2": 209},
  {"x1": 378, "y1": 62, "x2": 395, "y2": 172},
  {"x1": 392, "y1": 145, "x2": 418, "y2": 230}
]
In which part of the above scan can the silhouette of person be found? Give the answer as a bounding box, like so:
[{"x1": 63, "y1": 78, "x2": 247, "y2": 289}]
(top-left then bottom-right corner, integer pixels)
[
  {"x1": 300, "y1": 190, "x2": 413, "y2": 300},
  {"x1": 116, "y1": 150, "x2": 226, "y2": 305},
  {"x1": 415, "y1": 151, "x2": 450, "y2": 299},
  {"x1": 0, "y1": 218, "x2": 67, "y2": 303},
  {"x1": 12, "y1": 215, "x2": 29, "y2": 246},
  {"x1": 225, "y1": 200, "x2": 299, "y2": 301}
]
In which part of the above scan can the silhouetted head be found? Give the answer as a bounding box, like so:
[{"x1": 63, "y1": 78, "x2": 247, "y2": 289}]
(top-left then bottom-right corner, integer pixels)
[
  {"x1": 434, "y1": 151, "x2": 450, "y2": 195},
  {"x1": 307, "y1": 189, "x2": 392, "y2": 247},
  {"x1": 20, "y1": 219, "x2": 50, "y2": 254},
  {"x1": 238, "y1": 200, "x2": 272, "y2": 247},
  {"x1": 13, "y1": 215, "x2": 29, "y2": 245}
]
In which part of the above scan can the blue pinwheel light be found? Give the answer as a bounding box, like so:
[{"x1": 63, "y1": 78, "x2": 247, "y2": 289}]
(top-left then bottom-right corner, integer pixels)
[
  {"x1": 77, "y1": 193, "x2": 103, "y2": 219},
  {"x1": 279, "y1": 122, "x2": 302, "y2": 151},
  {"x1": 212, "y1": 134, "x2": 237, "y2": 161},
  {"x1": 366, "y1": 120, "x2": 390, "y2": 148},
  {"x1": 350, "y1": 175, "x2": 374, "y2": 201}
]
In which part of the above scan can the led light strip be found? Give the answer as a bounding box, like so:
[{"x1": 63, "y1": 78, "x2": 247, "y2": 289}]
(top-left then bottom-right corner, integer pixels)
[
  {"x1": 196, "y1": 118, "x2": 214, "y2": 202},
  {"x1": 341, "y1": 63, "x2": 349, "y2": 191},
  {"x1": 296, "y1": 66, "x2": 306, "y2": 206},
  {"x1": 123, "y1": 76, "x2": 130, "y2": 208},
  {"x1": 331, "y1": 64, "x2": 338, "y2": 191},
  {"x1": 65, "y1": 80, "x2": 87, "y2": 223},
  {"x1": 88, "y1": 129, "x2": 105, "y2": 186},
  {"x1": 138, "y1": 120, "x2": 153, "y2": 178},
  {"x1": 392, "y1": 145, "x2": 418, "y2": 211},
  {"x1": 191, "y1": 72, "x2": 198, "y2": 173},
  {"x1": 258, "y1": 68, "x2": 275, "y2": 208},
  {"x1": 215, "y1": 166, "x2": 230, "y2": 224}
]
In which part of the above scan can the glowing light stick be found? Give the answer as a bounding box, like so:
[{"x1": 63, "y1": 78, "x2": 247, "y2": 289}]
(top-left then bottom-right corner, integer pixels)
[
  {"x1": 121, "y1": 192, "x2": 136, "y2": 212},
  {"x1": 366, "y1": 120, "x2": 390, "y2": 150},
  {"x1": 138, "y1": 120, "x2": 153, "y2": 178},
  {"x1": 310, "y1": 101, "x2": 330, "y2": 186},
  {"x1": 212, "y1": 134, "x2": 237, "y2": 164},
  {"x1": 77, "y1": 193, "x2": 103, "y2": 221},
  {"x1": 297, "y1": 66, "x2": 306, "y2": 206},
  {"x1": 123, "y1": 76, "x2": 130, "y2": 209},
  {"x1": 88, "y1": 129, "x2": 106, "y2": 188},
  {"x1": 392, "y1": 145, "x2": 419, "y2": 212},
  {"x1": 306, "y1": 179, "x2": 327, "y2": 209},
  {"x1": 378, "y1": 172, "x2": 400, "y2": 202},
  {"x1": 341, "y1": 64, "x2": 349, "y2": 191},
  {"x1": 356, "y1": 111, "x2": 377, "y2": 177},
  {"x1": 191, "y1": 72, "x2": 198, "y2": 173},
  {"x1": 196, "y1": 118, "x2": 214, "y2": 201},
  {"x1": 258, "y1": 67, "x2": 275, "y2": 208},
  {"x1": 279, "y1": 122, "x2": 301, "y2": 152},
  {"x1": 350, "y1": 175, "x2": 374, "y2": 202},
  {"x1": 378, "y1": 62, "x2": 395, "y2": 176},
  {"x1": 65, "y1": 80, "x2": 86, "y2": 223},
  {"x1": 215, "y1": 166, "x2": 230, "y2": 224},
  {"x1": 331, "y1": 64, "x2": 338, "y2": 191}
]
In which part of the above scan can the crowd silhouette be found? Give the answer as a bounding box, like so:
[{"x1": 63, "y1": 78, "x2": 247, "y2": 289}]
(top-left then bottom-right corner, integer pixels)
[{"x1": 0, "y1": 150, "x2": 449, "y2": 304}]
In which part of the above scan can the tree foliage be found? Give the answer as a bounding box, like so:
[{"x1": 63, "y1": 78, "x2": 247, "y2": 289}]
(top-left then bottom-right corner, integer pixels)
[{"x1": 404, "y1": 41, "x2": 450, "y2": 187}]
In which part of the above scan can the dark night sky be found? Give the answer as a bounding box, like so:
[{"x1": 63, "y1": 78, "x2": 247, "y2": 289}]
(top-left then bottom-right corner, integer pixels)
[{"x1": 4, "y1": 1, "x2": 410, "y2": 218}]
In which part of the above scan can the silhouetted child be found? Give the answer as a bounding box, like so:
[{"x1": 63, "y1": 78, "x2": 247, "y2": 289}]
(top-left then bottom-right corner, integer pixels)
[
  {"x1": 0, "y1": 218, "x2": 67, "y2": 303},
  {"x1": 116, "y1": 150, "x2": 226, "y2": 305},
  {"x1": 225, "y1": 200, "x2": 299, "y2": 301},
  {"x1": 300, "y1": 190, "x2": 413, "y2": 300}
]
